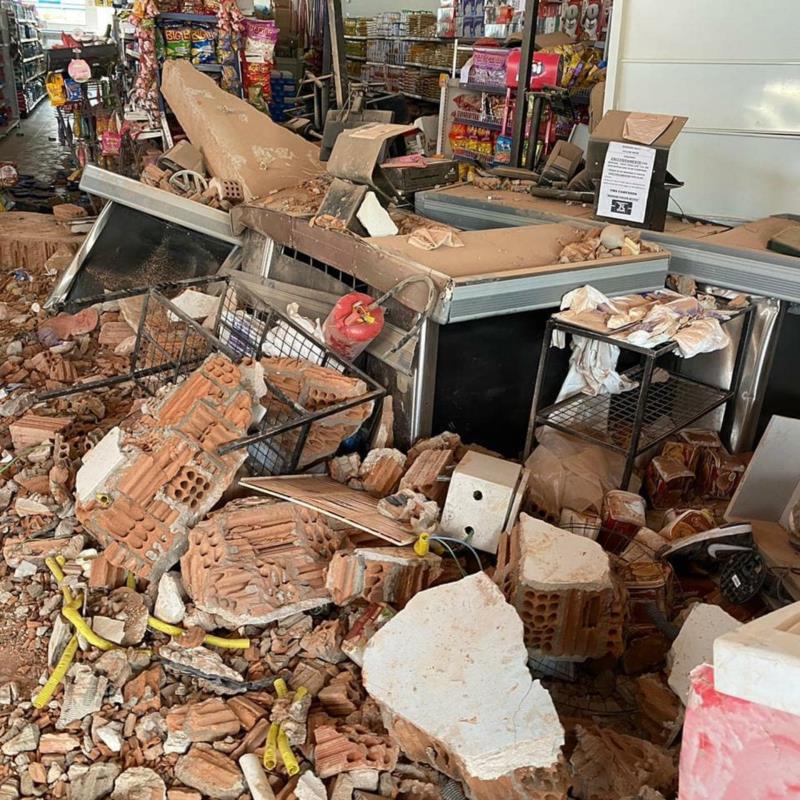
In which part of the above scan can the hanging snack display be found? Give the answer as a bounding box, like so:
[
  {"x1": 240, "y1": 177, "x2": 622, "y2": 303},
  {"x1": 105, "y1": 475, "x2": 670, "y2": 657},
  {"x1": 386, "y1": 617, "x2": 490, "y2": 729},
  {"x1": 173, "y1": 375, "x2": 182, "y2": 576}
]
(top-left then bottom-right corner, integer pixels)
[
  {"x1": 130, "y1": 0, "x2": 161, "y2": 118},
  {"x1": 217, "y1": 0, "x2": 244, "y2": 94},
  {"x1": 242, "y1": 18, "x2": 278, "y2": 112}
]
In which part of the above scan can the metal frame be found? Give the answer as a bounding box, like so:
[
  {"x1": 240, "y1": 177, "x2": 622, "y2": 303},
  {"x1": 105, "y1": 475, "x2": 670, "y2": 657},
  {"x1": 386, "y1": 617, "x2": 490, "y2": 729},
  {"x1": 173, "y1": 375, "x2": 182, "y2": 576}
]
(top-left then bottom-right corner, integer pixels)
[
  {"x1": 510, "y1": 0, "x2": 539, "y2": 167},
  {"x1": 525, "y1": 304, "x2": 755, "y2": 489}
]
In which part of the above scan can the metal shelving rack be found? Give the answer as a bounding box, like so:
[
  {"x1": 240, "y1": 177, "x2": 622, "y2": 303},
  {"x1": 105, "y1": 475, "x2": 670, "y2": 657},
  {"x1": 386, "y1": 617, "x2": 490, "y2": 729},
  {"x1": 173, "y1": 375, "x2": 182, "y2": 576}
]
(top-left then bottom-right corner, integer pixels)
[
  {"x1": 526, "y1": 304, "x2": 756, "y2": 489},
  {"x1": 0, "y1": 5, "x2": 20, "y2": 137},
  {"x1": 6, "y1": 0, "x2": 45, "y2": 117}
]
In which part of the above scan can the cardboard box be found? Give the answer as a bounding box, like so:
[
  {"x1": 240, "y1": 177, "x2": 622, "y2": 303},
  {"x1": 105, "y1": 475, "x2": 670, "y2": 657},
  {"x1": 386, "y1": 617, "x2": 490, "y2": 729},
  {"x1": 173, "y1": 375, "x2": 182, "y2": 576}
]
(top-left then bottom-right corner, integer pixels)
[{"x1": 586, "y1": 110, "x2": 687, "y2": 231}]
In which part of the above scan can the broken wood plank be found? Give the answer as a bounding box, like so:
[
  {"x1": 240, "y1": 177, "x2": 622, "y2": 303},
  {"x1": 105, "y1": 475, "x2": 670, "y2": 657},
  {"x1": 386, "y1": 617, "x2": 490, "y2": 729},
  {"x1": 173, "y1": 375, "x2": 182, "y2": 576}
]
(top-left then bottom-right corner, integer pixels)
[{"x1": 240, "y1": 476, "x2": 416, "y2": 545}]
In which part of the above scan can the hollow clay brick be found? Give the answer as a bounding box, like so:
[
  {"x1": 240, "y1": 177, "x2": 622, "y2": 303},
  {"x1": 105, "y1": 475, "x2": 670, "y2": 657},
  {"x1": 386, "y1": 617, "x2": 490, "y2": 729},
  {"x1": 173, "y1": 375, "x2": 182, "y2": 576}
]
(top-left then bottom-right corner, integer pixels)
[{"x1": 181, "y1": 497, "x2": 330, "y2": 627}]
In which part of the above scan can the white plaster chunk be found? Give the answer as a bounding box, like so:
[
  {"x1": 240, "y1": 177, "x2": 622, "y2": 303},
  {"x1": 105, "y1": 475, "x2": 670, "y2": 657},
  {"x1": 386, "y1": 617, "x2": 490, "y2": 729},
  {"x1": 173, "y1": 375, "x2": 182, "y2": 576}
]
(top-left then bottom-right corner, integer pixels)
[
  {"x1": 111, "y1": 766, "x2": 166, "y2": 800},
  {"x1": 56, "y1": 665, "x2": 108, "y2": 729},
  {"x1": 363, "y1": 572, "x2": 564, "y2": 781},
  {"x1": 713, "y1": 600, "x2": 800, "y2": 716},
  {"x1": 96, "y1": 723, "x2": 124, "y2": 753},
  {"x1": 92, "y1": 616, "x2": 126, "y2": 645},
  {"x1": 1, "y1": 724, "x2": 39, "y2": 756},
  {"x1": 155, "y1": 571, "x2": 187, "y2": 624},
  {"x1": 516, "y1": 514, "x2": 612, "y2": 591},
  {"x1": 169, "y1": 289, "x2": 221, "y2": 321},
  {"x1": 295, "y1": 772, "x2": 327, "y2": 800},
  {"x1": 357, "y1": 192, "x2": 399, "y2": 237},
  {"x1": 75, "y1": 427, "x2": 126, "y2": 503},
  {"x1": 667, "y1": 603, "x2": 739, "y2": 704}
]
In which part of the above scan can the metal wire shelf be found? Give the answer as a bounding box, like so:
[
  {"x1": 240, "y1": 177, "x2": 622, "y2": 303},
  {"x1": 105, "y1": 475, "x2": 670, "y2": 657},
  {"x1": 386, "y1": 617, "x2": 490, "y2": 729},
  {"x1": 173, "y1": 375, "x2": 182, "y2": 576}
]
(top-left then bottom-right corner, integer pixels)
[
  {"x1": 526, "y1": 303, "x2": 755, "y2": 489},
  {"x1": 536, "y1": 367, "x2": 732, "y2": 455}
]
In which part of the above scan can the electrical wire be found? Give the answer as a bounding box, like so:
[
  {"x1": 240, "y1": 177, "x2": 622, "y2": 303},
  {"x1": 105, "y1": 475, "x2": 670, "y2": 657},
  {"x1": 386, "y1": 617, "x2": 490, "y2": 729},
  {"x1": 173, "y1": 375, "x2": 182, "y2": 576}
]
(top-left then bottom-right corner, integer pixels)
[
  {"x1": 367, "y1": 275, "x2": 439, "y2": 355},
  {"x1": 429, "y1": 535, "x2": 483, "y2": 573}
]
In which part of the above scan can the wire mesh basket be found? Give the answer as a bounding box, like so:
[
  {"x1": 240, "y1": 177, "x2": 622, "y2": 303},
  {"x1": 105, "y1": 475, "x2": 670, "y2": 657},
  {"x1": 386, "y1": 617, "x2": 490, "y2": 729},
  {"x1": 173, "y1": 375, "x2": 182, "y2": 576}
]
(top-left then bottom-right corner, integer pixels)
[
  {"x1": 210, "y1": 280, "x2": 385, "y2": 476},
  {"x1": 38, "y1": 274, "x2": 385, "y2": 477}
]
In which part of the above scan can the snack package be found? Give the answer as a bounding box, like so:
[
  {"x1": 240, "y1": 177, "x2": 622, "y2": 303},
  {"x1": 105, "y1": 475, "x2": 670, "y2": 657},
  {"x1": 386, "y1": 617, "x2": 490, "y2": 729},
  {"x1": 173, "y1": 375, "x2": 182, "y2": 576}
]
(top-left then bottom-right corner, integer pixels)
[
  {"x1": 659, "y1": 508, "x2": 715, "y2": 542},
  {"x1": 163, "y1": 21, "x2": 191, "y2": 59},
  {"x1": 645, "y1": 456, "x2": 694, "y2": 509},
  {"x1": 64, "y1": 77, "x2": 82, "y2": 102},
  {"x1": 46, "y1": 72, "x2": 67, "y2": 107},
  {"x1": 242, "y1": 18, "x2": 278, "y2": 109},
  {"x1": 599, "y1": 489, "x2": 646, "y2": 552},
  {"x1": 191, "y1": 24, "x2": 216, "y2": 63}
]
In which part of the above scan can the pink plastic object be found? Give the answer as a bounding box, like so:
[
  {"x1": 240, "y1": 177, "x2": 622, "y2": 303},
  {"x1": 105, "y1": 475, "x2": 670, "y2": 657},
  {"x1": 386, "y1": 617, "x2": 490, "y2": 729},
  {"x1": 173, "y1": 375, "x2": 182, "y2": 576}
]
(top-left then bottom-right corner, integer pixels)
[
  {"x1": 679, "y1": 664, "x2": 800, "y2": 799},
  {"x1": 323, "y1": 292, "x2": 385, "y2": 362}
]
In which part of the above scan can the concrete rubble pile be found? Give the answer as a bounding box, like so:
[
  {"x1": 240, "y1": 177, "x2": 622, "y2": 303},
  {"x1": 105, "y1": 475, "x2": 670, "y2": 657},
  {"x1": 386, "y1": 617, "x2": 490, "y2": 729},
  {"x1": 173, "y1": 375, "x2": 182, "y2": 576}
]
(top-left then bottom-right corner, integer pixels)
[{"x1": 0, "y1": 199, "x2": 789, "y2": 800}]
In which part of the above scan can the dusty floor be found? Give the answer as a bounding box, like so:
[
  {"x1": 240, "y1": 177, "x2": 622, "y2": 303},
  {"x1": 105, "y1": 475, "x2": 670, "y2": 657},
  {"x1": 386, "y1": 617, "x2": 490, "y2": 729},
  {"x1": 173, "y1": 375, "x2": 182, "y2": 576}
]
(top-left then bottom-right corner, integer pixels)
[{"x1": 0, "y1": 102, "x2": 73, "y2": 183}]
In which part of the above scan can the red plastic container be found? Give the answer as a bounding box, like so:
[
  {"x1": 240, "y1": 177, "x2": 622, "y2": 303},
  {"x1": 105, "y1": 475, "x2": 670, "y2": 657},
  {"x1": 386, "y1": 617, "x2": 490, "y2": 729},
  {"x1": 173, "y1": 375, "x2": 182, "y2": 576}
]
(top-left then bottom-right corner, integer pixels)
[{"x1": 323, "y1": 292, "x2": 385, "y2": 361}]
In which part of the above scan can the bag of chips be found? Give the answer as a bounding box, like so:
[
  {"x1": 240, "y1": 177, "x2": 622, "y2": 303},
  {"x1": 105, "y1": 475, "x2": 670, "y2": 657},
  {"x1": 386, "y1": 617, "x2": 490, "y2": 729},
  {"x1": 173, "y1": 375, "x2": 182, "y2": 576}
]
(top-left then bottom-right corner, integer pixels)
[
  {"x1": 191, "y1": 25, "x2": 216, "y2": 63},
  {"x1": 163, "y1": 21, "x2": 191, "y2": 59}
]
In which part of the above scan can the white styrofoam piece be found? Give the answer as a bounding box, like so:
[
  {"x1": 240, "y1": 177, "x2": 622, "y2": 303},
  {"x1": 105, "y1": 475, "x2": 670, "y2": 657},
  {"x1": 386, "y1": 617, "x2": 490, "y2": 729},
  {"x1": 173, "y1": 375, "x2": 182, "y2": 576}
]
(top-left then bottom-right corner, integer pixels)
[
  {"x1": 726, "y1": 415, "x2": 800, "y2": 523},
  {"x1": 667, "y1": 603, "x2": 740, "y2": 704},
  {"x1": 75, "y1": 427, "x2": 126, "y2": 504},
  {"x1": 714, "y1": 601, "x2": 800, "y2": 717},
  {"x1": 440, "y1": 450, "x2": 522, "y2": 553},
  {"x1": 362, "y1": 573, "x2": 564, "y2": 781}
]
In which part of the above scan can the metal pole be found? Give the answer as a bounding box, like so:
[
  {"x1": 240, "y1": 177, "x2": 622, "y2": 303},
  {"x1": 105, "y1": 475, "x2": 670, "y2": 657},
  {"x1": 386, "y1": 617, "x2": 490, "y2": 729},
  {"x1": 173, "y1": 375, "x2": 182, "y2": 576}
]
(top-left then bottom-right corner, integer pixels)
[
  {"x1": 325, "y1": 0, "x2": 348, "y2": 108},
  {"x1": 509, "y1": 0, "x2": 540, "y2": 167},
  {"x1": 524, "y1": 94, "x2": 544, "y2": 171}
]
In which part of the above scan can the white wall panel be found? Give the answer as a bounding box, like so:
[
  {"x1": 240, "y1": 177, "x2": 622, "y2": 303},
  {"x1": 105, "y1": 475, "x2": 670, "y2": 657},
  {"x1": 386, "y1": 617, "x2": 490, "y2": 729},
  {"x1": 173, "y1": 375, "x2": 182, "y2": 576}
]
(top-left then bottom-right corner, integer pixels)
[
  {"x1": 615, "y1": 64, "x2": 800, "y2": 135},
  {"x1": 615, "y1": 0, "x2": 800, "y2": 62},
  {"x1": 605, "y1": 0, "x2": 800, "y2": 221}
]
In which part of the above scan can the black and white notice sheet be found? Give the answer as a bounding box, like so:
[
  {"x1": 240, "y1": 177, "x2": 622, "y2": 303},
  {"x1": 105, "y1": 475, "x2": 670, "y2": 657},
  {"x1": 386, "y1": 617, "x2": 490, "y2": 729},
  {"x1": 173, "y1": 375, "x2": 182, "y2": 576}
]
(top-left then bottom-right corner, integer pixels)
[{"x1": 597, "y1": 141, "x2": 656, "y2": 224}]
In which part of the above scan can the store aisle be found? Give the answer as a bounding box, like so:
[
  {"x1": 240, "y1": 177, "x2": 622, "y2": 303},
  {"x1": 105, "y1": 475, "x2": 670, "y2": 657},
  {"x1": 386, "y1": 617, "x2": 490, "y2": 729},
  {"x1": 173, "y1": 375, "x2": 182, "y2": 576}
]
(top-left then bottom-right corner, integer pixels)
[{"x1": 0, "y1": 101, "x2": 73, "y2": 183}]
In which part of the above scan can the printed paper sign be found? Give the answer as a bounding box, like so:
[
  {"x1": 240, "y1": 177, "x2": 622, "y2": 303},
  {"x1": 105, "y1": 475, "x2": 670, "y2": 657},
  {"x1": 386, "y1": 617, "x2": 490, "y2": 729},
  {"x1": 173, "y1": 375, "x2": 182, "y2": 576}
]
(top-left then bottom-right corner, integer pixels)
[{"x1": 596, "y1": 141, "x2": 657, "y2": 224}]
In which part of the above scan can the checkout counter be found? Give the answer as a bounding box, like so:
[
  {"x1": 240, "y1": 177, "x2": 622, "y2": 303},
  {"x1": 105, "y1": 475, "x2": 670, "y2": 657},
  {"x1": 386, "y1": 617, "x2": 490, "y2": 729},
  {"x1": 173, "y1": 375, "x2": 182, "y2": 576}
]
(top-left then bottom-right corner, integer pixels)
[
  {"x1": 232, "y1": 200, "x2": 669, "y2": 455},
  {"x1": 416, "y1": 185, "x2": 800, "y2": 452}
]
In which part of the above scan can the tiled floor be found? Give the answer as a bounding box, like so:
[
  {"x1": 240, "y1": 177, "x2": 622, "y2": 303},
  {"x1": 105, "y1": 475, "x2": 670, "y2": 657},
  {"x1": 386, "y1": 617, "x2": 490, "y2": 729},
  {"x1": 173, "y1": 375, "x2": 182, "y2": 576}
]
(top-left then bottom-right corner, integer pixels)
[{"x1": 0, "y1": 101, "x2": 73, "y2": 183}]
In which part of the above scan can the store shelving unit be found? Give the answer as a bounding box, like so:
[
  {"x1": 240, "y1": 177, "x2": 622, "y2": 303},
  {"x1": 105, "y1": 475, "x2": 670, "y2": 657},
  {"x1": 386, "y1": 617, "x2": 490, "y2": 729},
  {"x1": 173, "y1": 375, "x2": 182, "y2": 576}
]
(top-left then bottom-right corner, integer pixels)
[
  {"x1": 6, "y1": 0, "x2": 45, "y2": 117},
  {"x1": 0, "y1": 4, "x2": 20, "y2": 137}
]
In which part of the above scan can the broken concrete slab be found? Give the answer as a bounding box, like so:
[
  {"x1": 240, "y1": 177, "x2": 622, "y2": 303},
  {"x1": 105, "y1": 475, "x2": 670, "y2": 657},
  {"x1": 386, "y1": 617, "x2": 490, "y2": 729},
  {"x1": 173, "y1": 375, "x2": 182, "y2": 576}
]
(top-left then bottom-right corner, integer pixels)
[
  {"x1": 295, "y1": 772, "x2": 327, "y2": 800},
  {"x1": 57, "y1": 664, "x2": 108, "y2": 729},
  {"x1": 161, "y1": 60, "x2": 323, "y2": 201},
  {"x1": 111, "y1": 767, "x2": 167, "y2": 800},
  {"x1": 667, "y1": 603, "x2": 739, "y2": 703},
  {"x1": 495, "y1": 514, "x2": 624, "y2": 660},
  {"x1": 1, "y1": 724, "x2": 39, "y2": 756},
  {"x1": 363, "y1": 572, "x2": 564, "y2": 798},
  {"x1": 67, "y1": 762, "x2": 121, "y2": 800}
]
